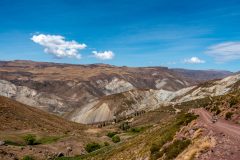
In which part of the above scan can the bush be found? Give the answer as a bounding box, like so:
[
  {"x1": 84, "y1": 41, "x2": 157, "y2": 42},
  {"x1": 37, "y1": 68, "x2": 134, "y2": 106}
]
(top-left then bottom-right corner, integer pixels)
[
  {"x1": 119, "y1": 122, "x2": 130, "y2": 131},
  {"x1": 210, "y1": 106, "x2": 220, "y2": 113},
  {"x1": 229, "y1": 98, "x2": 238, "y2": 107},
  {"x1": 23, "y1": 134, "x2": 36, "y2": 145},
  {"x1": 225, "y1": 112, "x2": 233, "y2": 120},
  {"x1": 163, "y1": 139, "x2": 191, "y2": 160},
  {"x1": 216, "y1": 109, "x2": 221, "y2": 115},
  {"x1": 112, "y1": 135, "x2": 120, "y2": 143},
  {"x1": 22, "y1": 155, "x2": 34, "y2": 160},
  {"x1": 85, "y1": 142, "x2": 101, "y2": 153},
  {"x1": 130, "y1": 127, "x2": 144, "y2": 133},
  {"x1": 107, "y1": 132, "x2": 117, "y2": 138},
  {"x1": 104, "y1": 141, "x2": 110, "y2": 146},
  {"x1": 5, "y1": 140, "x2": 24, "y2": 146},
  {"x1": 150, "y1": 143, "x2": 160, "y2": 154}
]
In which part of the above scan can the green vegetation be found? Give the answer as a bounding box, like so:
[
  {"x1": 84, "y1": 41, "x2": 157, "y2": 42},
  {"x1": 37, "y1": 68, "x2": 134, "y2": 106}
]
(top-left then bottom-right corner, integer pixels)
[
  {"x1": 150, "y1": 113, "x2": 197, "y2": 160},
  {"x1": 5, "y1": 135, "x2": 62, "y2": 146},
  {"x1": 22, "y1": 155, "x2": 34, "y2": 160},
  {"x1": 229, "y1": 97, "x2": 239, "y2": 107},
  {"x1": 104, "y1": 141, "x2": 110, "y2": 146},
  {"x1": 5, "y1": 140, "x2": 24, "y2": 146},
  {"x1": 55, "y1": 113, "x2": 197, "y2": 160},
  {"x1": 119, "y1": 122, "x2": 130, "y2": 131},
  {"x1": 225, "y1": 112, "x2": 233, "y2": 120},
  {"x1": 159, "y1": 139, "x2": 191, "y2": 160},
  {"x1": 107, "y1": 132, "x2": 117, "y2": 138},
  {"x1": 210, "y1": 106, "x2": 220, "y2": 113},
  {"x1": 85, "y1": 142, "x2": 101, "y2": 153},
  {"x1": 23, "y1": 134, "x2": 36, "y2": 145},
  {"x1": 130, "y1": 127, "x2": 144, "y2": 133},
  {"x1": 112, "y1": 135, "x2": 120, "y2": 143},
  {"x1": 37, "y1": 136, "x2": 61, "y2": 144}
]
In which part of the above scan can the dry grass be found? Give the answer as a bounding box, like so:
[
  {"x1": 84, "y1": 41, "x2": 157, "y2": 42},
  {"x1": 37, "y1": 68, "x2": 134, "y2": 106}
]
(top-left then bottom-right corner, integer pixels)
[{"x1": 176, "y1": 136, "x2": 216, "y2": 160}]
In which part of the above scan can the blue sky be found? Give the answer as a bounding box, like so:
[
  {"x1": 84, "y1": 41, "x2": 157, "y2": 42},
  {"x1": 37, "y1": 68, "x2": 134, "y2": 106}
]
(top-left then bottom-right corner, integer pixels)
[{"x1": 0, "y1": 0, "x2": 240, "y2": 71}]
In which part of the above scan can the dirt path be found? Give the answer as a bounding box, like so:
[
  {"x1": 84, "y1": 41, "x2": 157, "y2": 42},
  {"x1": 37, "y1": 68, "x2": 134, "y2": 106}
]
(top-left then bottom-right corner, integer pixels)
[
  {"x1": 195, "y1": 108, "x2": 240, "y2": 140},
  {"x1": 194, "y1": 108, "x2": 240, "y2": 160}
]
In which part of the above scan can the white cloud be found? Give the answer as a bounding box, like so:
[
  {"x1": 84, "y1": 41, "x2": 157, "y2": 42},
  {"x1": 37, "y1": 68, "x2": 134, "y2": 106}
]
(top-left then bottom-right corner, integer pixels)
[
  {"x1": 31, "y1": 34, "x2": 87, "y2": 59},
  {"x1": 92, "y1": 51, "x2": 114, "y2": 60},
  {"x1": 184, "y1": 57, "x2": 205, "y2": 64},
  {"x1": 205, "y1": 42, "x2": 240, "y2": 62}
]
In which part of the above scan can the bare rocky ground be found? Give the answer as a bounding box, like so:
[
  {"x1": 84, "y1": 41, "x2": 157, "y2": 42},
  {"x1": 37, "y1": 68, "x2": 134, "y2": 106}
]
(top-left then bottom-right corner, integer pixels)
[{"x1": 194, "y1": 109, "x2": 240, "y2": 160}]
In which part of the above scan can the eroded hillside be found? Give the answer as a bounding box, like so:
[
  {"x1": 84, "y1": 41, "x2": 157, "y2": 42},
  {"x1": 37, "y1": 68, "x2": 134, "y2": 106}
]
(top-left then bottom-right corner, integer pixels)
[
  {"x1": 0, "y1": 60, "x2": 232, "y2": 117},
  {"x1": 68, "y1": 73, "x2": 240, "y2": 124}
]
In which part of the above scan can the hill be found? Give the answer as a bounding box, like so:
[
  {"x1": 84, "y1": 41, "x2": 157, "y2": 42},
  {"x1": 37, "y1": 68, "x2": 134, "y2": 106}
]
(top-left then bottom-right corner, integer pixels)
[
  {"x1": 0, "y1": 96, "x2": 85, "y2": 134},
  {"x1": 68, "y1": 73, "x2": 240, "y2": 124},
  {"x1": 0, "y1": 60, "x2": 233, "y2": 120}
]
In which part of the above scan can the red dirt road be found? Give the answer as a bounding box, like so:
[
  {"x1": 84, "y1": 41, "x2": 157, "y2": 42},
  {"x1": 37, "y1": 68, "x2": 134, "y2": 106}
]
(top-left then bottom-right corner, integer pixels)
[
  {"x1": 194, "y1": 108, "x2": 240, "y2": 160},
  {"x1": 195, "y1": 108, "x2": 240, "y2": 140}
]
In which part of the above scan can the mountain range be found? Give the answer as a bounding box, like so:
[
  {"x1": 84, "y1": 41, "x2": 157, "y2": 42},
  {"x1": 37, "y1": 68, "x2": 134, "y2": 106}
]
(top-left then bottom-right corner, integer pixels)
[{"x1": 0, "y1": 60, "x2": 239, "y2": 160}]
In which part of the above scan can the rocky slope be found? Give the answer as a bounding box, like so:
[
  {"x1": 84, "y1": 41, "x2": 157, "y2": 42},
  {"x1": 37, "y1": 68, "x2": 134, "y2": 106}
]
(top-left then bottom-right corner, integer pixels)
[
  {"x1": 0, "y1": 60, "x2": 234, "y2": 124},
  {"x1": 0, "y1": 80, "x2": 70, "y2": 115},
  {"x1": 68, "y1": 74, "x2": 240, "y2": 124}
]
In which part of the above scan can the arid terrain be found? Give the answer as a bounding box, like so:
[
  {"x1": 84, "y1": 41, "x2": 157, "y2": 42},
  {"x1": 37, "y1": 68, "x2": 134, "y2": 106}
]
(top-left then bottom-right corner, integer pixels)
[
  {"x1": 0, "y1": 60, "x2": 232, "y2": 122},
  {"x1": 0, "y1": 60, "x2": 239, "y2": 160}
]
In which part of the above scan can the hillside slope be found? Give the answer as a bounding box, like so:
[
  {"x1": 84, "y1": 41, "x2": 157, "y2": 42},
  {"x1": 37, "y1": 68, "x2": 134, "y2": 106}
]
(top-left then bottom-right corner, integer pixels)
[
  {"x1": 68, "y1": 74, "x2": 240, "y2": 124},
  {"x1": 66, "y1": 91, "x2": 240, "y2": 160},
  {"x1": 0, "y1": 60, "x2": 232, "y2": 120},
  {"x1": 0, "y1": 96, "x2": 85, "y2": 134}
]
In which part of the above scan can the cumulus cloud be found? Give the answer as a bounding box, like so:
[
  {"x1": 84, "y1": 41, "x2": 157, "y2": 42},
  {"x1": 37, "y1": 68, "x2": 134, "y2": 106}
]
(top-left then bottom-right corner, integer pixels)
[
  {"x1": 205, "y1": 42, "x2": 240, "y2": 62},
  {"x1": 31, "y1": 34, "x2": 87, "y2": 59},
  {"x1": 184, "y1": 57, "x2": 205, "y2": 64},
  {"x1": 92, "y1": 51, "x2": 114, "y2": 60}
]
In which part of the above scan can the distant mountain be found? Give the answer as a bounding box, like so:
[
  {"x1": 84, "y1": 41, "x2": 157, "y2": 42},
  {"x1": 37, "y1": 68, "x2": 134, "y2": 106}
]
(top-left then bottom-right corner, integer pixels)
[
  {"x1": 0, "y1": 60, "x2": 234, "y2": 123},
  {"x1": 172, "y1": 68, "x2": 232, "y2": 82}
]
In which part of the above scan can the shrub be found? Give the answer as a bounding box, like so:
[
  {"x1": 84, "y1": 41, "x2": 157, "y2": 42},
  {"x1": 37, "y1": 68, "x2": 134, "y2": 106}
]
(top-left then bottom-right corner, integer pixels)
[
  {"x1": 5, "y1": 140, "x2": 24, "y2": 146},
  {"x1": 150, "y1": 143, "x2": 160, "y2": 154},
  {"x1": 22, "y1": 155, "x2": 34, "y2": 160},
  {"x1": 229, "y1": 98, "x2": 238, "y2": 107},
  {"x1": 130, "y1": 127, "x2": 144, "y2": 133},
  {"x1": 225, "y1": 112, "x2": 233, "y2": 120},
  {"x1": 160, "y1": 139, "x2": 191, "y2": 160},
  {"x1": 107, "y1": 132, "x2": 117, "y2": 138},
  {"x1": 85, "y1": 142, "x2": 101, "y2": 153},
  {"x1": 210, "y1": 106, "x2": 220, "y2": 113},
  {"x1": 119, "y1": 122, "x2": 130, "y2": 131},
  {"x1": 104, "y1": 141, "x2": 110, "y2": 146},
  {"x1": 23, "y1": 134, "x2": 36, "y2": 145},
  {"x1": 216, "y1": 109, "x2": 221, "y2": 115},
  {"x1": 112, "y1": 135, "x2": 120, "y2": 143}
]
